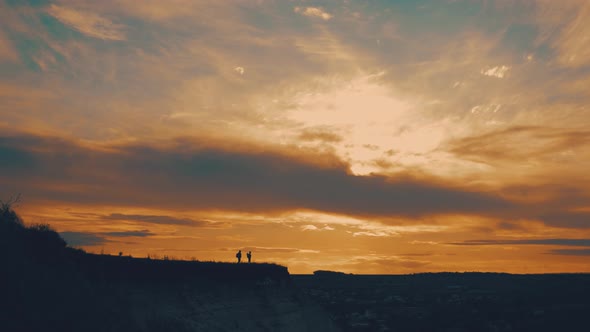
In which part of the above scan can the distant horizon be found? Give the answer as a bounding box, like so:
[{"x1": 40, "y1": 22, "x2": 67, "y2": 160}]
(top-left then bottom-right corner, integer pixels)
[
  {"x1": 63, "y1": 244, "x2": 590, "y2": 276},
  {"x1": 2, "y1": 0, "x2": 590, "y2": 274}
]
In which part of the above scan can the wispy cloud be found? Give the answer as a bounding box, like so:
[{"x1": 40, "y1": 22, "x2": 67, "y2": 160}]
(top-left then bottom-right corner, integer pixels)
[
  {"x1": 297, "y1": 127, "x2": 343, "y2": 143},
  {"x1": 0, "y1": 30, "x2": 18, "y2": 62},
  {"x1": 350, "y1": 223, "x2": 445, "y2": 237},
  {"x1": 449, "y1": 239, "x2": 590, "y2": 246},
  {"x1": 542, "y1": 1, "x2": 590, "y2": 68},
  {"x1": 481, "y1": 65, "x2": 510, "y2": 78},
  {"x1": 103, "y1": 213, "x2": 209, "y2": 227},
  {"x1": 447, "y1": 126, "x2": 590, "y2": 164},
  {"x1": 294, "y1": 6, "x2": 333, "y2": 20},
  {"x1": 301, "y1": 224, "x2": 334, "y2": 231},
  {"x1": 222, "y1": 246, "x2": 319, "y2": 254},
  {"x1": 103, "y1": 230, "x2": 153, "y2": 237},
  {"x1": 60, "y1": 229, "x2": 155, "y2": 247},
  {"x1": 547, "y1": 249, "x2": 590, "y2": 256},
  {"x1": 47, "y1": 4, "x2": 126, "y2": 41},
  {"x1": 60, "y1": 231, "x2": 107, "y2": 247},
  {"x1": 351, "y1": 230, "x2": 395, "y2": 237}
]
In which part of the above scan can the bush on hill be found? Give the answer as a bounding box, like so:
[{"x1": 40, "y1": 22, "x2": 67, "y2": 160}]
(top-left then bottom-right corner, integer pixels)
[
  {"x1": 0, "y1": 194, "x2": 24, "y2": 229},
  {"x1": 1, "y1": 196, "x2": 67, "y2": 260}
]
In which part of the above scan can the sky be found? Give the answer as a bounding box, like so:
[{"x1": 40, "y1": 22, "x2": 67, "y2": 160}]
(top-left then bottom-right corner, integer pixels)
[{"x1": 1, "y1": 0, "x2": 590, "y2": 274}]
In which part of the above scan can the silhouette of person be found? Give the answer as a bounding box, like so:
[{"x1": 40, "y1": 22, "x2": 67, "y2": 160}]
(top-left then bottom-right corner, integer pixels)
[
  {"x1": 247, "y1": 251, "x2": 252, "y2": 263},
  {"x1": 236, "y1": 250, "x2": 242, "y2": 263}
]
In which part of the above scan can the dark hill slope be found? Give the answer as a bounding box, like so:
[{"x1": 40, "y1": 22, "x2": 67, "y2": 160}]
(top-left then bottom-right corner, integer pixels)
[{"x1": 0, "y1": 210, "x2": 338, "y2": 332}]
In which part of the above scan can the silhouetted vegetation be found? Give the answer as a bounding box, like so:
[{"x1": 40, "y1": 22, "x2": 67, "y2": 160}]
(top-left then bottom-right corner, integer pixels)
[{"x1": 0, "y1": 194, "x2": 23, "y2": 226}]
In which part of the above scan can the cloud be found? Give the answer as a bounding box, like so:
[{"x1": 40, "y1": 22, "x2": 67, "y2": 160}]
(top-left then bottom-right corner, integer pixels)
[
  {"x1": 234, "y1": 66, "x2": 244, "y2": 75},
  {"x1": 349, "y1": 223, "x2": 445, "y2": 237},
  {"x1": 294, "y1": 7, "x2": 332, "y2": 20},
  {"x1": 434, "y1": 236, "x2": 590, "y2": 262},
  {"x1": 0, "y1": 30, "x2": 18, "y2": 62},
  {"x1": 0, "y1": 132, "x2": 517, "y2": 221},
  {"x1": 447, "y1": 126, "x2": 590, "y2": 163},
  {"x1": 343, "y1": 255, "x2": 431, "y2": 271},
  {"x1": 449, "y1": 238, "x2": 590, "y2": 247},
  {"x1": 297, "y1": 127, "x2": 343, "y2": 143},
  {"x1": 540, "y1": 1, "x2": 590, "y2": 68},
  {"x1": 103, "y1": 213, "x2": 209, "y2": 227},
  {"x1": 60, "y1": 229, "x2": 155, "y2": 247},
  {"x1": 301, "y1": 224, "x2": 334, "y2": 231},
  {"x1": 547, "y1": 249, "x2": 590, "y2": 256},
  {"x1": 537, "y1": 211, "x2": 590, "y2": 229},
  {"x1": 222, "y1": 246, "x2": 319, "y2": 254},
  {"x1": 351, "y1": 231, "x2": 394, "y2": 237},
  {"x1": 102, "y1": 230, "x2": 153, "y2": 237},
  {"x1": 60, "y1": 232, "x2": 106, "y2": 247},
  {"x1": 481, "y1": 65, "x2": 510, "y2": 78},
  {"x1": 47, "y1": 4, "x2": 126, "y2": 40},
  {"x1": 301, "y1": 224, "x2": 318, "y2": 231}
]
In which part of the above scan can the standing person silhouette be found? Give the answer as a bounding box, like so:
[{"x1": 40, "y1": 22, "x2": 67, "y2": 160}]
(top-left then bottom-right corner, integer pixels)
[
  {"x1": 247, "y1": 251, "x2": 252, "y2": 263},
  {"x1": 236, "y1": 250, "x2": 242, "y2": 263}
]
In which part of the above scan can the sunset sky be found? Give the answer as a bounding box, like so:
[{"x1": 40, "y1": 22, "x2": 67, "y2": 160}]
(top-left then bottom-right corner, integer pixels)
[{"x1": 1, "y1": 0, "x2": 590, "y2": 274}]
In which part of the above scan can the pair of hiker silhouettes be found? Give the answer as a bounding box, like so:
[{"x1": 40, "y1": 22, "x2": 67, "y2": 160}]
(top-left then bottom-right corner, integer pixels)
[{"x1": 236, "y1": 250, "x2": 251, "y2": 263}]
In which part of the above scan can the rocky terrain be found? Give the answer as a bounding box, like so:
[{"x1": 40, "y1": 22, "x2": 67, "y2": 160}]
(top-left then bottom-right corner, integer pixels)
[{"x1": 294, "y1": 271, "x2": 590, "y2": 332}]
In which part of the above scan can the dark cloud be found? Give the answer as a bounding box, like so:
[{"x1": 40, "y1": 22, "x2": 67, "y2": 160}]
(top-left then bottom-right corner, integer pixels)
[
  {"x1": 60, "y1": 229, "x2": 156, "y2": 247},
  {"x1": 103, "y1": 213, "x2": 208, "y2": 227},
  {"x1": 0, "y1": 132, "x2": 518, "y2": 221},
  {"x1": 60, "y1": 232, "x2": 106, "y2": 247},
  {"x1": 496, "y1": 221, "x2": 527, "y2": 231},
  {"x1": 449, "y1": 239, "x2": 590, "y2": 247},
  {"x1": 547, "y1": 249, "x2": 590, "y2": 256},
  {"x1": 537, "y1": 212, "x2": 590, "y2": 229}
]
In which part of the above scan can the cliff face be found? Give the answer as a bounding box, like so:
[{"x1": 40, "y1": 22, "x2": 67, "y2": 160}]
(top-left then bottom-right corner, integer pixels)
[
  {"x1": 109, "y1": 279, "x2": 338, "y2": 332},
  {"x1": 4, "y1": 261, "x2": 338, "y2": 332},
  {"x1": 0, "y1": 215, "x2": 337, "y2": 332}
]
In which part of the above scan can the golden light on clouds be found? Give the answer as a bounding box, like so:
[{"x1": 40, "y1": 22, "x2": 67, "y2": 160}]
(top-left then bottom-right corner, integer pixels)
[
  {"x1": 2, "y1": 0, "x2": 590, "y2": 274},
  {"x1": 294, "y1": 6, "x2": 333, "y2": 21}
]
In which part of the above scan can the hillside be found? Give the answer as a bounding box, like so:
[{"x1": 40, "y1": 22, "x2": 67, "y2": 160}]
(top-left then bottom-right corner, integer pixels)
[{"x1": 0, "y1": 207, "x2": 338, "y2": 332}]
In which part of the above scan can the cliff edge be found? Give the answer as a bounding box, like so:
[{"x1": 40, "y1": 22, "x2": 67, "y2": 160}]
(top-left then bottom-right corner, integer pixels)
[{"x1": 0, "y1": 208, "x2": 338, "y2": 332}]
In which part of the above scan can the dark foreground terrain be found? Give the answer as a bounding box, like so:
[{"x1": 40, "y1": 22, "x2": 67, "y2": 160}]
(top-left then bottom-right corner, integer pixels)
[
  {"x1": 3, "y1": 205, "x2": 589, "y2": 332},
  {"x1": 294, "y1": 271, "x2": 590, "y2": 332},
  {"x1": 0, "y1": 207, "x2": 337, "y2": 332}
]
